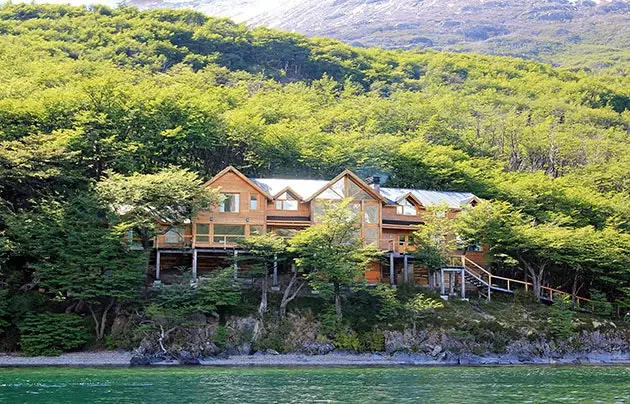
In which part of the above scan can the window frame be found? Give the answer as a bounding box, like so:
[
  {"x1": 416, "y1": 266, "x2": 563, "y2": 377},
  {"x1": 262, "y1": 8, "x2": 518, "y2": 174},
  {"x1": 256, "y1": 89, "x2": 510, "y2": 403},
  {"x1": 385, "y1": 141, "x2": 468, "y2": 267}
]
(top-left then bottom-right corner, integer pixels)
[
  {"x1": 275, "y1": 192, "x2": 299, "y2": 211},
  {"x1": 396, "y1": 198, "x2": 417, "y2": 216},
  {"x1": 164, "y1": 226, "x2": 185, "y2": 244},
  {"x1": 213, "y1": 224, "x2": 246, "y2": 244},
  {"x1": 219, "y1": 193, "x2": 240, "y2": 213},
  {"x1": 195, "y1": 223, "x2": 210, "y2": 243}
]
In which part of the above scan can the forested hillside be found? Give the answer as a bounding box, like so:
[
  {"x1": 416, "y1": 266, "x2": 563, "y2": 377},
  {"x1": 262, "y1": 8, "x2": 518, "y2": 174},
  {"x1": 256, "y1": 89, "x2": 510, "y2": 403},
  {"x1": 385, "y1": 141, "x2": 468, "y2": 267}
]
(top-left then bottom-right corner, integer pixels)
[
  {"x1": 125, "y1": 0, "x2": 630, "y2": 70},
  {"x1": 1, "y1": 4, "x2": 630, "y2": 352}
]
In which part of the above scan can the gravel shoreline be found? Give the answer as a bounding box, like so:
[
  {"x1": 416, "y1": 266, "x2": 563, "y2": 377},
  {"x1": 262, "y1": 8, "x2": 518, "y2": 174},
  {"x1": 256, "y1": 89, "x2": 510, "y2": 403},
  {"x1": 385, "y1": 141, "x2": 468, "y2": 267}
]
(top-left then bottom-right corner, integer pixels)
[{"x1": 2, "y1": 351, "x2": 630, "y2": 367}]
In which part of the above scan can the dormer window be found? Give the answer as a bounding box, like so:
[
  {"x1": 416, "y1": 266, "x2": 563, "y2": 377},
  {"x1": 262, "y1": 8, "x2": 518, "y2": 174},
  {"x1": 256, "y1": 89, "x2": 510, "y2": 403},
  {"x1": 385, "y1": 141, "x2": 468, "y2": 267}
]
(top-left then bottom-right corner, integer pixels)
[
  {"x1": 396, "y1": 198, "x2": 417, "y2": 216},
  {"x1": 276, "y1": 192, "x2": 298, "y2": 211}
]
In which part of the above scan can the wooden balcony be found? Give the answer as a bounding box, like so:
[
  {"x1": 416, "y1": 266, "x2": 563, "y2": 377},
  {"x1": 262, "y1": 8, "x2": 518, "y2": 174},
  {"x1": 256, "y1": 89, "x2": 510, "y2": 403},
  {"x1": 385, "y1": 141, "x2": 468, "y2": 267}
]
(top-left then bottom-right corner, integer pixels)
[{"x1": 379, "y1": 238, "x2": 417, "y2": 254}]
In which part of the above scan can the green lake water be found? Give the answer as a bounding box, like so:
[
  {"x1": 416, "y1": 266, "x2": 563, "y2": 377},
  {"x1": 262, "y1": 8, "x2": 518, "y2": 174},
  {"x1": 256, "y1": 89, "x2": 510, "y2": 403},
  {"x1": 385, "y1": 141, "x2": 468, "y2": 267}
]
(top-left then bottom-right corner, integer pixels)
[{"x1": 1, "y1": 366, "x2": 629, "y2": 403}]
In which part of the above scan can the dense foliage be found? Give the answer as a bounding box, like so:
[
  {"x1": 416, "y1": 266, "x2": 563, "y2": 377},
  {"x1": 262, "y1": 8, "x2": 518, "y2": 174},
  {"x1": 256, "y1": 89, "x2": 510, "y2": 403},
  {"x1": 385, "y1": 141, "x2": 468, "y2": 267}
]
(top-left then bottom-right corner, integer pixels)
[
  {"x1": 18, "y1": 313, "x2": 91, "y2": 356},
  {"x1": 0, "y1": 4, "x2": 629, "y2": 353}
]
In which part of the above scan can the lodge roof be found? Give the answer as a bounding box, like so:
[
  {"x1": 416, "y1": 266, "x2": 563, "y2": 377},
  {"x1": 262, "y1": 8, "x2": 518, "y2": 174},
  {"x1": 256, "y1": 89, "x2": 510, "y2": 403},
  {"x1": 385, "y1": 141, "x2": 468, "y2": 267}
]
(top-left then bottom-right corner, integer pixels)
[
  {"x1": 251, "y1": 177, "x2": 477, "y2": 209},
  {"x1": 379, "y1": 188, "x2": 478, "y2": 209}
]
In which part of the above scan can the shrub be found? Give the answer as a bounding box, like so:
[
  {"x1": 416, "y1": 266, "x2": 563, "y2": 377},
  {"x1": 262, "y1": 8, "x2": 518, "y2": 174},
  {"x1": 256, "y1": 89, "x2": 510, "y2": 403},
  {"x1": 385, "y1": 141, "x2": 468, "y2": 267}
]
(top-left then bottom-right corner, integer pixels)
[
  {"x1": 548, "y1": 294, "x2": 575, "y2": 340},
  {"x1": 333, "y1": 329, "x2": 361, "y2": 352},
  {"x1": 513, "y1": 288, "x2": 538, "y2": 305},
  {"x1": 403, "y1": 293, "x2": 444, "y2": 331},
  {"x1": 589, "y1": 290, "x2": 613, "y2": 317},
  {"x1": 212, "y1": 325, "x2": 228, "y2": 348},
  {"x1": 19, "y1": 313, "x2": 91, "y2": 356},
  {"x1": 359, "y1": 330, "x2": 385, "y2": 352}
]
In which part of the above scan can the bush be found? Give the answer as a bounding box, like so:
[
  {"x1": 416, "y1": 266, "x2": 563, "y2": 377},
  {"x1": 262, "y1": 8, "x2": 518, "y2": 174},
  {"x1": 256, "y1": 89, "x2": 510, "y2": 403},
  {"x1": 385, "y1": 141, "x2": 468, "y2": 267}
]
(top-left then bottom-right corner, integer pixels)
[
  {"x1": 513, "y1": 288, "x2": 538, "y2": 305},
  {"x1": 19, "y1": 313, "x2": 91, "y2": 356},
  {"x1": 358, "y1": 330, "x2": 385, "y2": 352},
  {"x1": 548, "y1": 294, "x2": 575, "y2": 340},
  {"x1": 333, "y1": 329, "x2": 361, "y2": 352},
  {"x1": 212, "y1": 325, "x2": 228, "y2": 348},
  {"x1": 589, "y1": 290, "x2": 613, "y2": 317}
]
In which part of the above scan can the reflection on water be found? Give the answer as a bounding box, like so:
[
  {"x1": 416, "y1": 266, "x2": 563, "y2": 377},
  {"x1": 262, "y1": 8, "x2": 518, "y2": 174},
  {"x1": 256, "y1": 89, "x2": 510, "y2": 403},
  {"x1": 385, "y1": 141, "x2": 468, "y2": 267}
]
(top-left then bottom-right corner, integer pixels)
[{"x1": 1, "y1": 365, "x2": 630, "y2": 403}]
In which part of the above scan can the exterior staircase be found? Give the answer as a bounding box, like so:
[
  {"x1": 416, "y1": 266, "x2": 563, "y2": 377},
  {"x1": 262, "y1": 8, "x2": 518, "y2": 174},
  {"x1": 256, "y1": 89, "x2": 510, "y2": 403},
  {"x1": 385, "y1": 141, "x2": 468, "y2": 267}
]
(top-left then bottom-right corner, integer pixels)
[{"x1": 445, "y1": 256, "x2": 596, "y2": 309}]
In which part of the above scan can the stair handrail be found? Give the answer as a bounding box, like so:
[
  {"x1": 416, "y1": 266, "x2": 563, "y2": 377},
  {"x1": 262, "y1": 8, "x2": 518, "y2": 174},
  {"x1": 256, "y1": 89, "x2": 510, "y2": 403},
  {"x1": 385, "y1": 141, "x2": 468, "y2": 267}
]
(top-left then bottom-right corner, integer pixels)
[{"x1": 461, "y1": 256, "x2": 601, "y2": 308}]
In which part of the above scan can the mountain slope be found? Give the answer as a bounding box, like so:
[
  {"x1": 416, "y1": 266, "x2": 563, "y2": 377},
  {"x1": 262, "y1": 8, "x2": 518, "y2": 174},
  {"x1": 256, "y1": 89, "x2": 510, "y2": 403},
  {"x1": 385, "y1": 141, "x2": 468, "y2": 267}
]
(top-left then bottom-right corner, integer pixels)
[{"x1": 126, "y1": 0, "x2": 630, "y2": 68}]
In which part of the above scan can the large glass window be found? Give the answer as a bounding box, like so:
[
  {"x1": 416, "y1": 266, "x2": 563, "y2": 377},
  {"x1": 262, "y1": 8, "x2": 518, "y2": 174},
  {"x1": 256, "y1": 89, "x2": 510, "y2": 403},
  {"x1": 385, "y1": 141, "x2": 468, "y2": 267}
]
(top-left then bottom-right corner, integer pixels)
[
  {"x1": 250, "y1": 195, "x2": 258, "y2": 211},
  {"x1": 195, "y1": 224, "x2": 210, "y2": 243},
  {"x1": 364, "y1": 204, "x2": 378, "y2": 223},
  {"x1": 319, "y1": 177, "x2": 376, "y2": 201},
  {"x1": 275, "y1": 192, "x2": 298, "y2": 211},
  {"x1": 396, "y1": 198, "x2": 417, "y2": 216},
  {"x1": 219, "y1": 193, "x2": 239, "y2": 213},
  {"x1": 250, "y1": 225, "x2": 263, "y2": 236},
  {"x1": 274, "y1": 228, "x2": 297, "y2": 239},
  {"x1": 213, "y1": 224, "x2": 245, "y2": 244},
  {"x1": 164, "y1": 226, "x2": 184, "y2": 243},
  {"x1": 364, "y1": 228, "x2": 378, "y2": 246}
]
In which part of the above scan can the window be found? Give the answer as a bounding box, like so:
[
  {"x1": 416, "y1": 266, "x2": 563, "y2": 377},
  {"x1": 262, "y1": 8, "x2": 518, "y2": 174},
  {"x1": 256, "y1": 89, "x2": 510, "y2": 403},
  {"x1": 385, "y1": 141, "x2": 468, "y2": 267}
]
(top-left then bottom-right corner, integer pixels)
[
  {"x1": 195, "y1": 224, "x2": 210, "y2": 243},
  {"x1": 466, "y1": 242, "x2": 482, "y2": 252},
  {"x1": 274, "y1": 228, "x2": 297, "y2": 239},
  {"x1": 213, "y1": 224, "x2": 245, "y2": 244},
  {"x1": 396, "y1": 198, "x2": 417, "y2": 216},
  {"x1": 348, "y1": 180, "x2": 373, "y2": 200},
  {"x1": 319, "y1": 177, "x2": 375, "y2": 201},
  {"x1": 165, "y1": 226, "x2": 184, "y2": 243},
  {"x1": 250, "y1": 225, "x2": 263, "y2": 236},
  {"x1": 364, "y1": 228, "x2": 378, "y2": 246},
  {"x1": 364, "y1": 204, "x2": 378, "y2": 224},
  {"x1": 250, "y1": 195, "x2": 258, "y2": 211},
  {"x1": 275, "y1": 192, "x2": 298, "y2": 211},
  {"x1": 126, "y1": 230, "x2": 144, "y2": 250},
  {"x1": 219, "y1": 193, "x2": 239, "y2": 213}
]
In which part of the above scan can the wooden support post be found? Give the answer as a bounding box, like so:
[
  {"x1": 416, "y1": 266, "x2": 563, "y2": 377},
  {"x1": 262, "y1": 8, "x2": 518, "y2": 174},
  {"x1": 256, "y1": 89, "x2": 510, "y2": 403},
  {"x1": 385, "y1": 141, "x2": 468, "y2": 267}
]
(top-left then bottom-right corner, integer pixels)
[
  {"x1": 389, "y1": 253, "x2": 395, "y2": 286},
  {"x1": 487, "y1": 283, "x2": 491, "y2": 302},
  {"x1": 403, "y1": 254, "x2": 409, "y2": 283},
  {"x1": 461, "y1": 268, "x2": 466, "y2": 299},
  {"x1": 233, "y1": 250, "x2": 238, "y2": 280},
  {"x1": 192, "y1": 249, "x2": 198, "y2": 280},
  {"x1": 155, "y1": 250, "x2": 161, "y2": 281},
  {"x1": 273, "y1": 253, "x2": 278, "y2": 287},
  {"x1": 440, "y1": 268, "x2": 446, "y2": 296}
]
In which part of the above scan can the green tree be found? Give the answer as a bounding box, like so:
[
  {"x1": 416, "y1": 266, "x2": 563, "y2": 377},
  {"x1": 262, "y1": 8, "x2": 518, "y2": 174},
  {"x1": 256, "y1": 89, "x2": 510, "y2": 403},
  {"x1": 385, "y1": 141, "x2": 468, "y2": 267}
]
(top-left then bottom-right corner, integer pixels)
[
  {"x1": 239, "y1": 233, "x2": 286, "y2": 317},
  {"x1": 95, "y1": 167, "x2": 220, "y2": 248},
  {"x1": 289, "y1": 199, "x2": 377, "y2": 320},
  {"x1": 412, "y1": 204, "x2": 460, "y2": 273},
  {"x1": 7, "y1": 194, "x2": 147, "y2": 340}
]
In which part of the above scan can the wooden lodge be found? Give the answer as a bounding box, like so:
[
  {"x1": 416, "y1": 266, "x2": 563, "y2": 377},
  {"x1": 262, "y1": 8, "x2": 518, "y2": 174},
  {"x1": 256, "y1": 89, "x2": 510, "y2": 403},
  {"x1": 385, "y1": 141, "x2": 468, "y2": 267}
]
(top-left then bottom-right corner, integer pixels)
[{"x1": 149, "y1": 166, "x2": 487, "y2": 288}]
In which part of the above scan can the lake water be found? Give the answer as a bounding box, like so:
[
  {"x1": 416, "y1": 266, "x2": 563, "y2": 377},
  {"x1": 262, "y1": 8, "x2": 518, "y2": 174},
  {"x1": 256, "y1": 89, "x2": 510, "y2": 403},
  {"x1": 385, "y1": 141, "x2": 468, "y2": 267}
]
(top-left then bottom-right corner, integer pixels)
[{"x1": 1, "y1": 366, "x2": 629, "y2": 403}]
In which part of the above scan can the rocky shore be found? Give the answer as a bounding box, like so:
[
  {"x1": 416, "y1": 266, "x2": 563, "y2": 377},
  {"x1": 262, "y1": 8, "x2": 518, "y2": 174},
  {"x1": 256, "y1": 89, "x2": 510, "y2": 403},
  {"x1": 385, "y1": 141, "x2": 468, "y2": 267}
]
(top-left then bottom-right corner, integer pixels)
[{"x1": 2, "y1": 350, "x2": 630, "y2": 367}]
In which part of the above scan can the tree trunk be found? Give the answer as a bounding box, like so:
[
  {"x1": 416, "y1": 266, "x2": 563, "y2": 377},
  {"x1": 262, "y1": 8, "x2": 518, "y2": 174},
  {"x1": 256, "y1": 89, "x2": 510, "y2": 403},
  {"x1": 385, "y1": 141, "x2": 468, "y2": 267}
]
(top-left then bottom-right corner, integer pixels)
[
  {"x1": 88, "y1": 297, "x2": 116, "y2": 340},
  {"x1": 258, "y1": 264, "x2": 268, "y2": 317},
  {"x1": 334, "y1": 283, "x2": 342, "y2": 321},
  {"x1": 279, "y1": 269, "x2": 304, "y2": 319},
  {"x1": 519, "y1": 254, "x2": 546, "y2": 301}
]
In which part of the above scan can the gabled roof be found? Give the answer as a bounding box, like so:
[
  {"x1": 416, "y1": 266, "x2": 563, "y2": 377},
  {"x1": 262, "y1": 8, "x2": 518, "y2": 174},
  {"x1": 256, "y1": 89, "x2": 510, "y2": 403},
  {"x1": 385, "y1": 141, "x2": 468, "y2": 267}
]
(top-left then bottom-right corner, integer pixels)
[
  {"x1": 204, "y1": 166, "x2": 273, "y2": 200},
  {"x1": 204, "y1": 167, "x2": 479, "y2": 209},
  {"x1": 395, "y1": 191, "x2": 424, "y2": 207},
  {"x1": 251, "y1": 178, "x2": 329, "y2": 201},
  {"x1": 380, "y1": 187, "x2": 477, "y2": 210},
  {"x1": 303, "y1": 169, "x2": 387, "y2": 203}
]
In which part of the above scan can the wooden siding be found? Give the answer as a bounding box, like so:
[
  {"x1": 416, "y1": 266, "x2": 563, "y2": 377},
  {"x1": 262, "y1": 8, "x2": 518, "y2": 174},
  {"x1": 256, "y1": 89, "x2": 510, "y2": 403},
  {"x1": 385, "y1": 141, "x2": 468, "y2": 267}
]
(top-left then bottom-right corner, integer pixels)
[
  {"x1": 194, "y1": 170, "x2": 267, "y2": 248},
  {"x1": 266, "y1": 198, "x2": 312, "y2": 218}
]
